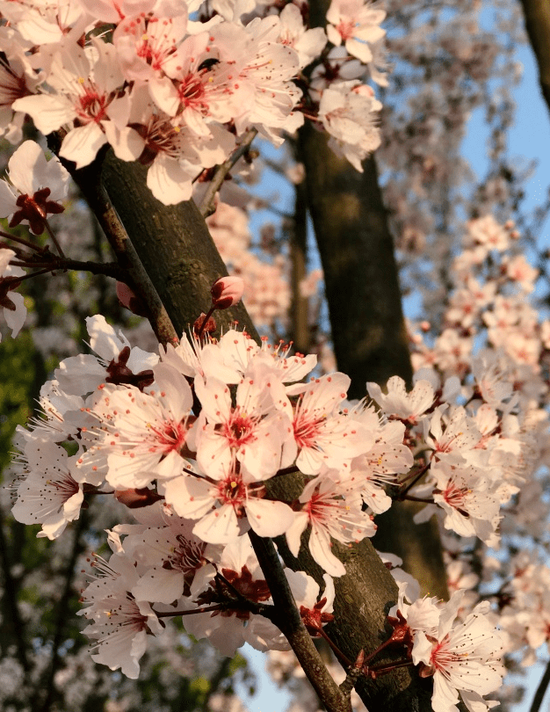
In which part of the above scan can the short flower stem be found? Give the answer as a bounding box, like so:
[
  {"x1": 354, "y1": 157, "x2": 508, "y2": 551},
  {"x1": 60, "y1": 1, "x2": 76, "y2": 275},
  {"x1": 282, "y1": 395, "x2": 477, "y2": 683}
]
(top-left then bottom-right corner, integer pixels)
[
  {"x1": 44, "y1": 219, "x2": 66, "y2": 259},
  {"x1": 154, "y1": 604, "x2": 225, "y2": 618},
  {"x1": 0, "y1": 233, "x2": 45, "y2": 252},
  {"x1": 396, "y1": 461, "x2": 431, "y2": 499},
  {"x1": 317, "y1": 627, "x2": 354, "y2": 667},
  {"x1": 365, "y1": 659, "x2": 415, "y2": 679},
  {"x1": 199, "y1": 128, "x2": 258, "y2": 218},
  {"x1": 196, "y1": 305, "x2": 216, "y2": 342},
  {"x1": 362, "y1": 636, "x2": 396, "y2": 666}
]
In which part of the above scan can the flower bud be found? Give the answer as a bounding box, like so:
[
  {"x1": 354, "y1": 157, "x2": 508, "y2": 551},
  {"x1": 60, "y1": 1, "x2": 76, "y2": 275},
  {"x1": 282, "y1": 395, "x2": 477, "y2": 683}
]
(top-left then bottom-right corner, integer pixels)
[
  {"x1": 114, "y1": 487, "x2": 162, "y2": 508},
  {"x1": 211, "y1": 276, "x2": 245, "y2": 309}
]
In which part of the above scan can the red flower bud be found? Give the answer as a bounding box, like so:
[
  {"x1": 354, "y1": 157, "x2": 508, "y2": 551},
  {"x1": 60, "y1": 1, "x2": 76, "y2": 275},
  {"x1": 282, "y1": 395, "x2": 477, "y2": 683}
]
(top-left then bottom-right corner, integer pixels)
[{"x1": 211, "y1": 276, "x2": 244, "y2": 309}]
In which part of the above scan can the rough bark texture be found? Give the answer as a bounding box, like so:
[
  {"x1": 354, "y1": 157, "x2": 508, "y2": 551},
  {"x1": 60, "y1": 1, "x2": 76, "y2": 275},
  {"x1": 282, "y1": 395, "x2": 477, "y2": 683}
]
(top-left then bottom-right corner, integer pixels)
[
  {"x1": 100, "y1": 152, "x2": 258, "y2": 339},
  {"x1": 298, "y1": 126, "x2": 413, "y2": 395},
  {"x1": 520, "y1": 0, "x2": 550, "y2": 117}
]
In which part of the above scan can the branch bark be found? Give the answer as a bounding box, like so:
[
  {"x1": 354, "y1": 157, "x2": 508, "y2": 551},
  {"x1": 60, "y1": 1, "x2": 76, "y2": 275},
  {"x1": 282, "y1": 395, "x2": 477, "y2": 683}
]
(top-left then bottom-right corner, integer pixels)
[{"x1": 520, "y1": 0, "x2": 550, "y2": 118}]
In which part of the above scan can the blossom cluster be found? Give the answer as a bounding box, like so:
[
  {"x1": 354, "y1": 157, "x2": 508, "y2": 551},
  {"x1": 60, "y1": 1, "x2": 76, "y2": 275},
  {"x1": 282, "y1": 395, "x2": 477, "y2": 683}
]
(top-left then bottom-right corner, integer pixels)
[
  {"x1": 9, "y1": 308, "x2": 508, "y2": 710},
  {"x1": 0, "y1": 0, "x2": 385, "y2": 205}
]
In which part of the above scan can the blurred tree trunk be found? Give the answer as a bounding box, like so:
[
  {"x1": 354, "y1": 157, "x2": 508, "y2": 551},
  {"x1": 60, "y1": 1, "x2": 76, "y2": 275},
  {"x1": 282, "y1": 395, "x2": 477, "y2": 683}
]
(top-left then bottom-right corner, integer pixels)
[
  {"x1": 298, "y1": 0, "x2": 448, "y2": 604},
  {"x1": 520, "y1": 0, "x2": 550, "y2": 117}
]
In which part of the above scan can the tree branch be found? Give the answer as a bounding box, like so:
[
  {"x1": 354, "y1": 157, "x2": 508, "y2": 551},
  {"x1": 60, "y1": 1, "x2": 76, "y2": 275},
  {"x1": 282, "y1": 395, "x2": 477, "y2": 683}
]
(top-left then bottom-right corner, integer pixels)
[
  {"x1": 520, "y1": 0, "x2": 550, "y2": 118},
  {"x1": 248, "y1": 530, "x2": 352, "y2": 712},
  {"x1": 199, "y1": 128, "x2": 258, "y2": 218},
  {"x1": 530, "y1": 659, "x2": 550, "y2": 712}
]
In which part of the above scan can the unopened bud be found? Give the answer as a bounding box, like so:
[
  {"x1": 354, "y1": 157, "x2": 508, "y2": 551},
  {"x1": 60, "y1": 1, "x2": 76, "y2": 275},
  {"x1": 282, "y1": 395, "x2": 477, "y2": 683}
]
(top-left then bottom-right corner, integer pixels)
[
  {"x1": 114, "y1": 487, "x2": 162, "y2": 508},
  {"x1": 211, "y1": 276, "x2": 245, "y2": 309},
  {"x1": 116, "y1": 281, "x2": 148, "y2": 317}
]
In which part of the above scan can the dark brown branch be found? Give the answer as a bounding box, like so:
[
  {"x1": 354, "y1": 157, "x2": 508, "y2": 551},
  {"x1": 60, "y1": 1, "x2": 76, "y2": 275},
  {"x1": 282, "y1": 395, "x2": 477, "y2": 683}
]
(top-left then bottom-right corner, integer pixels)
[
  {"x1": 248, "y1": 530, "x2": 352, "y2": 712},
  {"x1": 530, "y1": 659, "x2": 550, "y2": 712},
  {"x1": 299, "y1": 0, "x2": 448, "y2": 608},
  {"x1": 199, "y1": 128, "x2": 258, "y2": 218},
  {"x1": 289, "y1": 171, "x2": 310, "y2": 355},
  {"x1": 520, "y1": 0, "x2": 550, "y2": 118},
  {"x1": 66, "y1": 154, "x2": 178, "y2": 346},
  {"x1": 11, "y1": 258, "x2": 123, "y2": 279},
  {"x1": 97, "y1": 150, "x2": 259, "y2": 340}
]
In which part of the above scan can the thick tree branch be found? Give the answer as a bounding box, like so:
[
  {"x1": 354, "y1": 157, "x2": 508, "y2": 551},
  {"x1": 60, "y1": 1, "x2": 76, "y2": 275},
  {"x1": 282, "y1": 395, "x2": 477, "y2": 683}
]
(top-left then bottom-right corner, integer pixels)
[
  {"x1": 67, "y1": 157, "x2": 178, "y2": 346},
  {"x1": 98, "y1": 151, "x2": 258, "y2": 339},
  {"x1": 520, "y1": 0, "x2": 550, "y2": 118}
]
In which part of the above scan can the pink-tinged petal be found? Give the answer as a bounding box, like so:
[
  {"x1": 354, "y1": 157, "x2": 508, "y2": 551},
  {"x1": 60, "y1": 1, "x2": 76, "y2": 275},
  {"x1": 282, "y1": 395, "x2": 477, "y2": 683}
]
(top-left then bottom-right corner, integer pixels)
[
  {"x1": 309, "y1": 525, "x2": 346, "y2": 577},
  {"x1": 152, "y1": 362, "x2": 193, "y2": 420},
  {"x1": 196, "y1": 429, "x2": 233, "y2": 480},
  {"x1": 192, "y1": 504, "x2": 241, "y2": 544},
  {"x1": 241, "y1": 422, "x2": 283, "y2": 481},
  {"x1": 55, "y1": 354, "x2": 106, "y2": 394},
  {"x1": 146, "y1": 154, "x2": 194, "y2": 205},
  {"x1": 432, "y1": 673, "x2": 460, "y2": 712},
  {"x1": 163, "y1": 476, "x2": 212, "y2": 519},
  {"x1": 4, "y1": 291, "x2": 26, "y2": 337},
  {"x1": 132, "y1": 567, "x2": 183, "y2": 604},
  {"x1": 103, "y1": 123, "x2": 145, "y2": 161},
  {"x1": 285, "y1": 511, "x2": 309, "y2": 556},
  {"x1": 0, "y1": 180, "x2": 16, "y2": 216},
  {"x1": 195, "y1": 377, "x2": 232, "y2": 422},
  {"x1": 13, "y1": 94, "x2": 75, "y2": 135},
  {"x1": 59, "y1": 124, "x2": 108, "y2": 169},
  {"x1": 148, "y1": 77, "x2": 181, "y2": 116},
  {"x1": 296, "y1": 446, "x2": 324, "y2": 475},
  {"x1": 246, "y1": 499, "x2": 295, "y2": 538}
]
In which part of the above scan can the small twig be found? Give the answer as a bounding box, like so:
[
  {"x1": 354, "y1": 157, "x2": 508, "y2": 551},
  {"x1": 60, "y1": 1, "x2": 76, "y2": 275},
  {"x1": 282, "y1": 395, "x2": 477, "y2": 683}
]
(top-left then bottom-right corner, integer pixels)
[
  {"x1": 10, "y1": 258, "x2": 124, "y2": 279},
  {"x1": 0, "y1": 232, "x2": 45, "y2": 252},
  {"x1": 67, "y1": 153, "x2": 179, "y2": 346},
  {"x1": 395, "y1": 462, "x2": 431, "y2": 499},
  {"x1": 155, "y1": 604, "x2": 225, "y2": 618},
  {"x1": 248, "y1": 530, "x2": 352, "y2": 712},
  {"x1": 44, "y1": 218, "x2": 66, "y2": 259},
  {"x1": 199, "y1": 128, "x2": 258, "y2": 218},
  {"x1": 530, "y1": 658, "x2": 550, "y2": 712}
]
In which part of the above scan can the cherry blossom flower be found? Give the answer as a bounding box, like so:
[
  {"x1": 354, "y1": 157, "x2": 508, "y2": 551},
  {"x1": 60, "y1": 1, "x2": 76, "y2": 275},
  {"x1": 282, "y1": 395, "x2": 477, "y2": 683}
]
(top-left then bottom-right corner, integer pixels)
[
  {"x1": 13, "y1": 40, "x2": 128, "y2": 169},
  {"x1": 277, "y1": 4, "x2": 327, "y2": 69},
  {"x1": 286, "y1": 471, "x2": 376, "y2": 576},
  {"x1": 129, "y1": 517, "x2": 210, "y2": 604},
  {"x1": 194, "y1": 368, "x2": 292, "y2": 481},
  {"x1": 163, "y1": 464, "x2": 295, "y2": 544},
  {"x1": 12, "y1": 439, "x2": 84, "y2": 539},
  {"x1": 286, "y1": 372, "x2": 370, "y2": 475},
  {"x1": 55, "y1": 314, "x2": 158, "y2": 396},
  {"x1": 0, "y1": 247, "x2": 26, "y2": 340},
  {"x1": 412, "y1": 592, "x2": 505, "y2": 712},
  {"x1": 318, "y1": 81, "x2": 382, "y2": 171},
  {"x1": 326, "y1": 0, "x2": 386, "y2": 64},
  {"x1": 179, "y1": 536, "x2": 285, "y2": 656},
  {"x1": 78, "y1": 361, "x2": 194, "y2": 488},
  {"x1": 0, "y1": 140, "x2": 70, "y2": 234},
  {"x1": 80, "y1": 549, "x2": 164, "y2": 679},
  {"x1": 367, "y1": 375, "x2": 435, "y2": 424}
]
